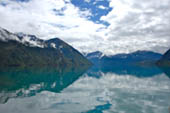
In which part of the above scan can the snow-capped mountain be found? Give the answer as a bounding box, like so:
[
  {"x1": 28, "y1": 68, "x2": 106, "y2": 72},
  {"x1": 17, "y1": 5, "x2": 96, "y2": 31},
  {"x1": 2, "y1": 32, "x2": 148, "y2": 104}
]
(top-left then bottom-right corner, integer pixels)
[
  {"x1": 0, "y1": 27, "x2": 45, "y2": 48},
  {"x1": 86, "y1": 50, "x2": 162, "y2": 66},
  {"x1": 16, "y1": 32, "x2": 45, "y2": 48},
  {"x1": 0, "y1": 27, "x2": 91, "y2": 67},
  {"x1": 0, "y1": 27, "x2": 20, "y2": 42},
  {"x1": 85, "y1": 51, "x2": 104, "y2": 59},
  {"x1": 0, "y1": 27, "x2": 70, "y2": 49}
]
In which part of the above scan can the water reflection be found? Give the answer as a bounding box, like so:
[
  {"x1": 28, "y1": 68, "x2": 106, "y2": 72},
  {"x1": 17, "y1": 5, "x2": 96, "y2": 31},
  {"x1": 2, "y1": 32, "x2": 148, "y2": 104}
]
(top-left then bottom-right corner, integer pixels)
[
  {"x1": 87, "y1": 64, "x2": 163, "y2": 78},
  {"x1": 157, "y1": 66, "x2": 170, "y2": 79},
  {"x1": 60, "y1": 65, "x2": 170, "y2": 113},
  {"x1": 0, "y1": 65, "x2": 170, "y2": 113},
  {"x1": 0, "y1": 66, "x2": 89, "y2": 104}
]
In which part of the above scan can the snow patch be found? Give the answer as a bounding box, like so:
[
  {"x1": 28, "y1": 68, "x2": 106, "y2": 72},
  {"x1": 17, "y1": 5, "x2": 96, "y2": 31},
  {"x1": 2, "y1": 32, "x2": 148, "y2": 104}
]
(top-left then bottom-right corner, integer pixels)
[
  {"x1": 20, "y1": 35, "x2": 45, "y2": 48},
  {"x1": 50, "y1": 43, "x2": 56, "y2": 48},
  {"x1": 0, "y1": 27, "x2": 20, "y2": 42},
  {"x1": 0, "y1": 27, "x2": 45, "y2": 48}
]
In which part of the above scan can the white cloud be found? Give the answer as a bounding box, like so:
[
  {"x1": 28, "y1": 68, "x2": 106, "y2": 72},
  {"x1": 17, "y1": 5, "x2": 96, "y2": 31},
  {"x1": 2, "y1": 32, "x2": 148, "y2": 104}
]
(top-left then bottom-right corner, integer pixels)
[
  {"x1": 100, "y1": 0, "x2": 170, "y2": 55},
  {"x1": 0, "y1": 0, "x2": 106, "y2": 53},
  {"x1": 98, "y1": 5, "x2": 107, "y2": 10},
  {"x1": 0, "y1": 0, "x2": 170, "y2": 55}
]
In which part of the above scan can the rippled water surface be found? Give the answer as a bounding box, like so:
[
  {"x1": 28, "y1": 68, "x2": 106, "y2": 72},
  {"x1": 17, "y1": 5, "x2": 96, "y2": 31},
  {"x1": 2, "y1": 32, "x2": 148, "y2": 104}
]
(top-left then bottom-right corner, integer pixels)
[{"x1": 0, "y1": 66, "x2": 170, "y2": 113}]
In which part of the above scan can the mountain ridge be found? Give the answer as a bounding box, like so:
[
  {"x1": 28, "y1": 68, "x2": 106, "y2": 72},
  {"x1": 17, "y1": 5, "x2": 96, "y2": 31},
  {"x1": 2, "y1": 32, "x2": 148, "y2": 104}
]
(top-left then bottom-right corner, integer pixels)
[
  {"x1": 157, "y1": 49, "x2": 170, "y2": 67},
  {"x1": 0, "y1": 27, "x2": 92, "y2": 68},
  {"x1": 85, "y1": 50, "x2": 162, "y2": 66}
]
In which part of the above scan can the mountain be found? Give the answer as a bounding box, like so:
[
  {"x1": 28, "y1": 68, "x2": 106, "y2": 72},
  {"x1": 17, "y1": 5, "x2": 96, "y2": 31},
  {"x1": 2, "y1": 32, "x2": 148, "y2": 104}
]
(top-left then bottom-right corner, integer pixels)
[
  {"x1": 156, "y1": 49, "x2": 170, "y2": 77},
  {"x1": 86, "y1": 50, "x2": 162, "y2": 66},
  {"x1": 85, "y1": 51, "x2": 163, "y2": 78},
  {"x1": 157, "y1": 49, "x2": 170, "y2": 67},
  {"x1": 85, "y1": 51, "x2": 104, "y2": 65},
  {"x1": 0, "y1": 27, "x2": 91, "y2": 68},
  {"x1": 85, "y1": 51, "x2": 103, "y2": 59}
]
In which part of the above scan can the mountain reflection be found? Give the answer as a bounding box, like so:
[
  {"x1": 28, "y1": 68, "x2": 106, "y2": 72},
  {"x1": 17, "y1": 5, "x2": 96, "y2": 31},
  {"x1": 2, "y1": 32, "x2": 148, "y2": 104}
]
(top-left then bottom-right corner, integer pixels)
[
  {"x1": 0, "y1": 65, "x2": 170, "y2": 113},
  {"x1": 157, "y1": 66, "x2": 170, "y2": 79},
  {"x1": 87, "y1": 64, "x2": 170, "y2": 79},
  {"x1": 0, "y1": 66, "x2": 89, "y2": 104}
]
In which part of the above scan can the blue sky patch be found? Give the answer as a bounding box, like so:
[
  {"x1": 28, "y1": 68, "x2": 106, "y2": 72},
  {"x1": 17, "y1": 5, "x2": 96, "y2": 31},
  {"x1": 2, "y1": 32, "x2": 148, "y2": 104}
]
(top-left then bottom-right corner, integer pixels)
[
  {"x1": 71, "y1": 0, "x2": 112, "y2": 26},
  {"x1": 4, "y1": 0, "x2": 112, "y2": 26}
]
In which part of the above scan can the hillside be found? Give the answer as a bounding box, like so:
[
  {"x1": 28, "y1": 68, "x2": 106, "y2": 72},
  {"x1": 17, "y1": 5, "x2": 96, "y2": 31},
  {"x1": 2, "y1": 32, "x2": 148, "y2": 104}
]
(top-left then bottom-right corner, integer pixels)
[
  {"x1": 0, "y1": 27, "x2": 91, "y2": 68},
  {"x1": 157, "y1": 49, "x2": 170, "y2": 67}
]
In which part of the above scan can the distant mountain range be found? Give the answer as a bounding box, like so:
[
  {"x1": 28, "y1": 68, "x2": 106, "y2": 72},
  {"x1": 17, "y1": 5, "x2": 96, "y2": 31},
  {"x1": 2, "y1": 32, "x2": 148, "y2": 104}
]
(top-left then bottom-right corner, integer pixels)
[
  {"x1": 85, "y1": 50, "x2": 162, "y2": 66},
  {"x1": 0, "y1": 27, "x2": 91, "y2": 68},
  {"x1": 85, "y1": 50, "x2": 170, "y2": 78}
]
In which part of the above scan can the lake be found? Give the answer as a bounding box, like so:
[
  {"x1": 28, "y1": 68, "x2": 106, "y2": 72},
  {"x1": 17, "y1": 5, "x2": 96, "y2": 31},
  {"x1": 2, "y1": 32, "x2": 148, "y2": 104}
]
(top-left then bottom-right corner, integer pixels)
[{"x1": 0, "y1": 65, "x2": 170, "y2": 113}]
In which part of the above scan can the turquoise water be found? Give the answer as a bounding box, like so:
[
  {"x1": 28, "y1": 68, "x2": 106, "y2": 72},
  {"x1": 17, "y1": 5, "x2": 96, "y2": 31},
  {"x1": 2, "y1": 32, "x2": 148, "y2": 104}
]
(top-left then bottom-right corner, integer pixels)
[{"x1": 0, "y1": 66, "x2": 170, "y2": 113}]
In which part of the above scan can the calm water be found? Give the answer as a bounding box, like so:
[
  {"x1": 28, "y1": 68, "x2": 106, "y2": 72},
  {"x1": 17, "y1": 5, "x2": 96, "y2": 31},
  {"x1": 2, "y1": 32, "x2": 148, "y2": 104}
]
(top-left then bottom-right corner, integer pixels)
[{"x1": 0, "y1": 65, "x2": 170, "y2": 113}]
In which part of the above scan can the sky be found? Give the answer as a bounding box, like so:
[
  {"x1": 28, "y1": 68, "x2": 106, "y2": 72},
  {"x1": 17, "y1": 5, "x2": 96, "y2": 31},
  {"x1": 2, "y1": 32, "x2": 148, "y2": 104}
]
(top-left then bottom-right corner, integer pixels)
[{"x1": 0, "y1": 0, "x2": 170, "y2": 55}]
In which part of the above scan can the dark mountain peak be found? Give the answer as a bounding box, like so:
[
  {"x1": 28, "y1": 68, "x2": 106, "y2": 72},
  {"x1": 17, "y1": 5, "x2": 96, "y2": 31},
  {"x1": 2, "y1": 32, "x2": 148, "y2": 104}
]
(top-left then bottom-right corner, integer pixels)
[
  {"x1": 46, "y1": 37, "x2": 62, "y2": 42},
  {"x1": 86, "y1": 51, "x2": 103, "y2": 56},
  {"x1": 45, "y1": 38, "x2": 71, "y2": 50},
  {"x1": 161, "y1": 49, "x2": 170, "y2": 60},
  {"x1": 86, "y1": 51, "x2": 104, "y2": 59},
  {"x1": 45, "y1": 37, "x2": 66, "y2": 47},
  {"x1": 131, "y1": 50, "x2": 161, "y2": 55},
  {"x1": 157, "y1": 49, "x2": 170, "y2": 67},
  {"x1": 0, "y1": 27, "x2": 92, "y2": 68},
  {"x1": 93, "y1": 51, "x2": 103, "y2": 54}
]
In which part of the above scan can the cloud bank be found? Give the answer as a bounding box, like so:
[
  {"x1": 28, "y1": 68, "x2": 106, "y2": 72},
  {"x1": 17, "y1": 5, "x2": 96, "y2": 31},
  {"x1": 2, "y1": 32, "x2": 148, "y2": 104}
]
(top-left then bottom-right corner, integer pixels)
[{"x1": 0, "y1": 0, "x2": 170, "y2": 55}]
